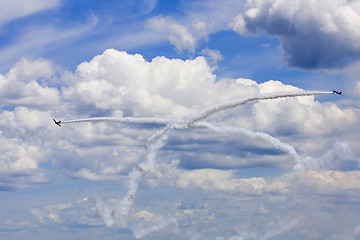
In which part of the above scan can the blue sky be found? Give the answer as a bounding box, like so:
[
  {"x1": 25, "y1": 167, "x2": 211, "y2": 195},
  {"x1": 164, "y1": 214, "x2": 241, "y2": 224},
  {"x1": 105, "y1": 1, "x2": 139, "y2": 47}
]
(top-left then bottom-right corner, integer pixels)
[{"x1": 1, "y1": 0, "x2": 360, "y2": 239}]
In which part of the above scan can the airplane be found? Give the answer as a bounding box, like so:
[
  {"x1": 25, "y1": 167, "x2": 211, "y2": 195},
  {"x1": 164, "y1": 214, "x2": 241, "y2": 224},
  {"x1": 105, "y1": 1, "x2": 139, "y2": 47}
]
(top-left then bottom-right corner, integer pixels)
[
  {"x1": 53, "y1": 119, "x2": 61, "y2": 127},
  {"x1": 333, "y1": 90, "x2": 342, "y2": 95}
]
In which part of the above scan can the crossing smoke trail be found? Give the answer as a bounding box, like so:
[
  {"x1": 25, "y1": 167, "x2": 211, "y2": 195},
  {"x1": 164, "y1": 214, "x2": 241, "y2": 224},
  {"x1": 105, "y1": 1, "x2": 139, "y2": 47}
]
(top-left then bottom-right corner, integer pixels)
[
  {"x1": 61, "y1": 91, "x2": 331, "y2": 127},
  {"x1": 60, "y1": 90, "x2": 333, "y2": 238}
]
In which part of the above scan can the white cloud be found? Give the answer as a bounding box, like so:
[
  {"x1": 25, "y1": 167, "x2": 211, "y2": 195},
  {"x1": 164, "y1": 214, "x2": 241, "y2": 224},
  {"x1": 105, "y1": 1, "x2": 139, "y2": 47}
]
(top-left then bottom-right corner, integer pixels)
[
  {"x1": 147, "y1": 16, "x2": 197, "y2": 53},
  {"x1": 177, "y1": 168, "x2": 267, "y2": 193},
  {"x1": 0, "y1": 58, "x2": 60, "y2": 108},
  {"x1": 0, "y1": 136, "x2": 50, "y2": 190},
  {"x1": 62, "y1": 49, "x2": 222, "y2": 118},
  {"x1": 200, "y1": 48, "x2": 224, "y2": 69},
  {"x1": 30, "y1": 197, "x2": 103, "y2": 227},
  {"x1": 0, "y1": 107, "x2": 54, "y2": 190}
]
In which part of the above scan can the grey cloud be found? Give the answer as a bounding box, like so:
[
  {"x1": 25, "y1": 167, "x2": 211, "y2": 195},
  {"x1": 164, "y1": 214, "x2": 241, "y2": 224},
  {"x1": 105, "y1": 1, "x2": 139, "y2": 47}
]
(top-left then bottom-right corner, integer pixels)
[{"x1": 231, "y1": 0, "x2": 360, "y2": 69}]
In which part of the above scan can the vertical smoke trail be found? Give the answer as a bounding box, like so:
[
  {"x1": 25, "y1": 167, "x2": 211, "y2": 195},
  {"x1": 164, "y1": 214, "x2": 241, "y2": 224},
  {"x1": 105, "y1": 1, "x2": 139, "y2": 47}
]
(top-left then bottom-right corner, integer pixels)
[
  {"x1": 139, "y1": 123, "x2": 172, "y2": 172},
  {"x1": 94, "y1": 123, "x2": 175, "y2": 236},
  {"x1": 94, "y1": 167, "x2": 144, "y2": 228}
]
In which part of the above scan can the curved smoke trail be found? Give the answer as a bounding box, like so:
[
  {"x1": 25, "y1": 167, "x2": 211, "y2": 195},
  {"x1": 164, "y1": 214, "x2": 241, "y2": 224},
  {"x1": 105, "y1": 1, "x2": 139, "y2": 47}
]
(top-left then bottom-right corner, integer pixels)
[
  {"x1": 195, "y1": 121, "x2": 301, "y2": 168},
  {"x1": 183, "y1": 91, "x2": 332, "y2": 127},
  {"x1": 60, "y1": 90, "x2": 333, "y2": 237}
]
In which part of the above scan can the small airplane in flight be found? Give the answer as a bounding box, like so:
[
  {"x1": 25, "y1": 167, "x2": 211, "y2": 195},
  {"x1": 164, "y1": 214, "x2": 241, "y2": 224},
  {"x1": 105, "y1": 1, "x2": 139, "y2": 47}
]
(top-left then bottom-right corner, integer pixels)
[
  {"x1": 53, "y1": 119, "x2": 61, "y2": 127},
  {"x1": 333, "y1": 90, "x2": 342, "y2": 95}
]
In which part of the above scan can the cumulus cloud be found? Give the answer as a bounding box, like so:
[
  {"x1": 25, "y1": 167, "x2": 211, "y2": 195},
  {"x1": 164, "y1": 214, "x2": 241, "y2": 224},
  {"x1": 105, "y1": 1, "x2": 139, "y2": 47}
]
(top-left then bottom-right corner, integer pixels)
[
  {"x1": 62, "y1": 49, "x2": 238, "y2": 118},
  {"x1": 231, "y1": 0, "x2": 360, "y2": 69},
  {"x1": 30, "y1": 197, "x2": 103, "y2": 227},
  {"x1": 0, "y1": 58, "x2": 61, "y2": 189},
  {"x1": 0, "y1": 108, "x2": 54, "y2": 190},
  {"x1": 0, "y1": 135, "x2": 50, "y2": 190},
  {"x1": 0, "y1": 58, "x2": 61, "y2": 108}
]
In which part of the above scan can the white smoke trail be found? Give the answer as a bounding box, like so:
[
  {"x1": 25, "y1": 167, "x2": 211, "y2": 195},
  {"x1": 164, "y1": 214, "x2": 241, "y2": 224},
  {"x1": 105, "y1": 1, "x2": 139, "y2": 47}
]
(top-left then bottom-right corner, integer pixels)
[
  {"x1": 60, "y1": 90, "x2": 333, "y2": 237},
  {"x1": 195, "y1": 122, "x2": 301, "y2": 169},
  {"x1": 183, "y1": 91, "x2": 332, "y2": 128},
  {"x1": 139, "y1": 123, "x2": 172, "y2": 172},
  {"x1": 94, "y1": 167, "x2": 143, "y2": 228},
  {"x1": 61, "y1": 116, "x2": 177, "y2": 125},
  {"x1": 93, "y1": 124, "x2": 174, "y2": 236}
]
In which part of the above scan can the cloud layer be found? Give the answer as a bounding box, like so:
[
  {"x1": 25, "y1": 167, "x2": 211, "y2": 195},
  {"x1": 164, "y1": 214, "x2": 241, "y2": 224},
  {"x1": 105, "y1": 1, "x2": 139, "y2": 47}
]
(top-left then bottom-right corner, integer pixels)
[{"x1": 1, "y1": 49, "x2": 359, "y2": 239}]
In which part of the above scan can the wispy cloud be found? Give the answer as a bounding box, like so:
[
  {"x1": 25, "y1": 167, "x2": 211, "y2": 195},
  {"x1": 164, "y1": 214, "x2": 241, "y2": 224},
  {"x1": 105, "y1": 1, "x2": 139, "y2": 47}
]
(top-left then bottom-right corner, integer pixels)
[
  {"x1": 0, "y1": 0, "x2": 60, "y2": 29},
  {"x1": 146, "y1": 16, "x2": 197, "y2": 54}
]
